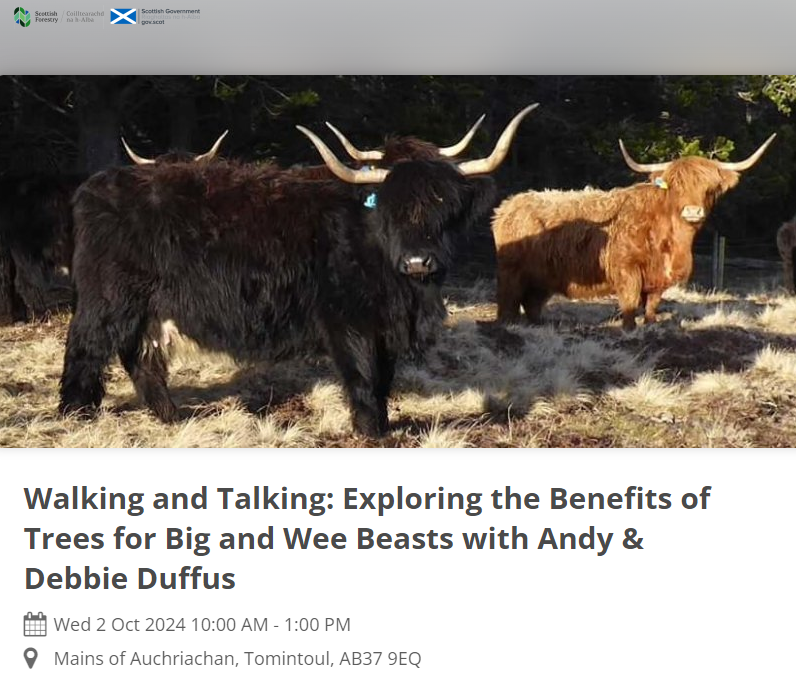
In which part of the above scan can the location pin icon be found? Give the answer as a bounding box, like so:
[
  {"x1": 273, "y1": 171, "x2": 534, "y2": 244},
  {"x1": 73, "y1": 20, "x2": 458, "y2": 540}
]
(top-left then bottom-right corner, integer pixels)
[{"x1": 24, "y1": 648, "x2": 37, "y2": 669}]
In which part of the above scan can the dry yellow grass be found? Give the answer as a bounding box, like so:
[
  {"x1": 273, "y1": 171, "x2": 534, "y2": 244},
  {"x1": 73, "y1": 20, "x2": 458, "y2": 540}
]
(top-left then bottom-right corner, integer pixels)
[
  {"x1": 416, "y1": 418, "x2": 477, "y2": 448},
  {"x1": 688, "y1": 370, "x2": 748, "y2": 397},
  {"x1": 608, "y1": 373, "x2": 684, "y2": 411},
  {"x1": 3, "y1": 286, "x2": 796, "y2": 448}
]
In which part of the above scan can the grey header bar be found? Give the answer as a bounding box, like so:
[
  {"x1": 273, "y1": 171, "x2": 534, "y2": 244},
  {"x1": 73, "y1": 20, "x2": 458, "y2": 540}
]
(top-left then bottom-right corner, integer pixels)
[{"x1": 3, "y1": 0, "x2": 795, "y2": 74}]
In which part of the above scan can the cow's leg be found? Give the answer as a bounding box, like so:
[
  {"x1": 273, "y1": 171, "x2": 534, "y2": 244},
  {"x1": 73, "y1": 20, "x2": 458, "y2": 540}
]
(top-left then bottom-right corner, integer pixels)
[
  {"x1": 10, "y1": 248, "x2": 55, "y2": 321},
  {"x1": 374, "y1": 337, "x2": 396, "y2": 435},
  {"x1": 10, "y1": 261, "x2": 28, "y2": 322},
  {"x1": 521, "y1": 285, "x2": 551, "y2": 324},
  {"x1": 496, "y1": 268, "x2": 525, "y2": 323},
  {"x1": 0, "y1": 242, "x2": 10, "y2": 320},
  {"x1": 0, "y1": 248, "x2": 28, "y2": 322},
  {"x1": 788, "y1": 249, "x2": 796, "y2": 294},
  {"x1": 326, "y1": 328, "x2": 383, "y2": 437},
  {"x1": 616, "y1": 272, "x2": 643, "y2": 331},
  {"x1": 643, "y1": 291, "x2": 663, "y2": 324},
  {"x1": 118, "y1": 334, "x2": 178, "y2": 423},
  {"x1": 59, "y1": 303, "x2": 116, "y2": 417},
  {"x1": 11, "y1": 295, "x2": 28, "y2": 323}
]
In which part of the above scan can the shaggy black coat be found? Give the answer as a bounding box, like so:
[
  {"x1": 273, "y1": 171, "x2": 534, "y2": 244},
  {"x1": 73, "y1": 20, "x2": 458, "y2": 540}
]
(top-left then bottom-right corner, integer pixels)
[
  {"x1": 1, "y1": 150, "x2": 221, "y2": 322},
  {"x1": 59, "y1": 158, "x2": 495, "y2": 436},
  {"x1": 0, "y1": 175, "x2": 79, "y2": 321}
]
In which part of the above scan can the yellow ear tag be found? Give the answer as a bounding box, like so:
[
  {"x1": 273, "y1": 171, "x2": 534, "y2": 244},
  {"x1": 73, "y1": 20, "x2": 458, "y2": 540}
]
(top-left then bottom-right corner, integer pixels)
[{"x1": 654, "y1": 177, "x2": 669, "y2": 190}]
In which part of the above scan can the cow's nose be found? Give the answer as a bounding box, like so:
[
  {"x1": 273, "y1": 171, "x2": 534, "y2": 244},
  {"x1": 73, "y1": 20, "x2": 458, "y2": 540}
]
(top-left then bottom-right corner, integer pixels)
[
  {"x1": 400, "y1": 254, "x2": 438, "y2": 276},
  {"x1": 681, "y1": 205, "x2": 705, "y2": 223}
]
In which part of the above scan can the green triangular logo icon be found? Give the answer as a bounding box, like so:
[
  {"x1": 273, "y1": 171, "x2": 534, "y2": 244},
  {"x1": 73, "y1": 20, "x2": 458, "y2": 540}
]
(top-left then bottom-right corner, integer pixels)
[{"x1": 14, "y1": 6, "x2": 31, "y2": 27}]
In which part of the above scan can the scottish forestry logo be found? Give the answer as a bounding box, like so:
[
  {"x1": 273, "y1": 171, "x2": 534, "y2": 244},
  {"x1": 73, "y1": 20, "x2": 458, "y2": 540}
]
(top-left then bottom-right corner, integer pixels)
[
  {"x1": 110, "y1": 8, "x2": 135, "y2": 24},
  {"x1": 14, "y1": 6, "x2": 31, "y2": 26}
]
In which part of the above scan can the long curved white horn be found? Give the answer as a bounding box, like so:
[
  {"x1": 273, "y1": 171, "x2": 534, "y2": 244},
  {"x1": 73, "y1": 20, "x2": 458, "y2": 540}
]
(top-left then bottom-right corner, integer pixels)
[
  {"x1": 438, "y1": 114, "x2": 486, "y2": 157},
  {"x1": 325, "y1": 122, "x2": 384, "y2": 162},
  {"x1": 194, "y1": 130, "x2": 229, "y2": 162},
  {"x1": 456, "y1": 104, "x2": 538, "y2": 176},
  {"x1": 297, "y1": 126, "x2": 389, "y2": 184},
  {"x1": 718, "y1": 133, "x2": 777, "y2": 172},
  {"x1": 618, "y1": 139, "x2": 669, "y2": 174},
  {"x1": 121, "y1": 137, "x2": 155, "y2": 165}
]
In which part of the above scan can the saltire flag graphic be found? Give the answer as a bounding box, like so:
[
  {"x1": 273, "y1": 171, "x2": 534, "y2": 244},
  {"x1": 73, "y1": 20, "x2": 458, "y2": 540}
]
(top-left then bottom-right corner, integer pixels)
[{"x1": 110, "y1": 8, "x2": 136, "y2": 24}]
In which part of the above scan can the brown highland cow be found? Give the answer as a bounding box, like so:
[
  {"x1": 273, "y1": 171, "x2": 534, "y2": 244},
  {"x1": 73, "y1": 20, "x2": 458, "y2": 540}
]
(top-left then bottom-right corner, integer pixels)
[
  {"x1": 776, "y1": 214, "x2": 796, "y2": 294},
  {"x1": 492, "y1": 135, "x2": 776, "y2": 329}
]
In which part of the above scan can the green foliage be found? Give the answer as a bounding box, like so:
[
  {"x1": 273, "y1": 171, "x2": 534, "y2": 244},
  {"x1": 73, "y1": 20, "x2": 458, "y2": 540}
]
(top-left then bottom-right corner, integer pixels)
[
  {"x1": 282, "y1": 89, "x2": 320, "y2": 109},
  {"x1": 212, "y1": 78, "x2": 248, "y2": 101},
  {"x1": 651, "y1": 135, "x2": 736, "y2": 160},
  {"x1": 614, "y1": 133, "x2": 737, "y2": 165},
  {"x1": 761, "y1": 75, "x2": 796, "y2": 115},
  {"x1": 736, "y1": 75, "x2": 796, "y2": 115},
  {"x1": 599, "y1": 128, "x2": 736, "y2": 165},
  {"x1": 2, "y1": 75, "x2": 794, "y2": 250}
]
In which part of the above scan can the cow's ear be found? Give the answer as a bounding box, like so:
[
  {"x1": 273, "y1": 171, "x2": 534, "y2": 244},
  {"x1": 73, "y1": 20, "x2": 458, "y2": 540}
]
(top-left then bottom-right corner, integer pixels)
[
  {"x1": 718, "y1": 168, "x2": 741, "y2": 193},
  {"x1": 464, "y1": 177, "x2": 497, "y2": 226}
]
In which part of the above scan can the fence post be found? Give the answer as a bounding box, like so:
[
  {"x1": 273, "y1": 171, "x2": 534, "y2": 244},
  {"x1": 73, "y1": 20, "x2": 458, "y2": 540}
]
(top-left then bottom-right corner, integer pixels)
[{"x1": 711, "y1": 232, "x2": 719, "y2": 288}]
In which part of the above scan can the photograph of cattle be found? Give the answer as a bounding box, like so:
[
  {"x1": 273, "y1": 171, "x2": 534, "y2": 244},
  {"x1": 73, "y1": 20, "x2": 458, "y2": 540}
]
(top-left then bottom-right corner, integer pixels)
[{"x1": 2, "y1": 75, "x2": 796, "y2": 448}]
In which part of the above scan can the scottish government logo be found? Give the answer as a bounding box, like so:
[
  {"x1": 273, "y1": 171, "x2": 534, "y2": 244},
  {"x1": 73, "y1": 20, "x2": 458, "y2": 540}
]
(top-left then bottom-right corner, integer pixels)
[
  {"x1": 110, "y1": 8, "x2": 136, "y2": 24},
  {"x1": 14, "y1": 6, "x2": 31, "y2": 26}
]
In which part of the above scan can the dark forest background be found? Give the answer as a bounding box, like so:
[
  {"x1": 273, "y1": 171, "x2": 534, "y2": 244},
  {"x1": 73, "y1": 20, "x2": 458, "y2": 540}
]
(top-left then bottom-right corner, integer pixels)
[{"x1": 2, "y1": 75, "x2": 795, "y2": 258}]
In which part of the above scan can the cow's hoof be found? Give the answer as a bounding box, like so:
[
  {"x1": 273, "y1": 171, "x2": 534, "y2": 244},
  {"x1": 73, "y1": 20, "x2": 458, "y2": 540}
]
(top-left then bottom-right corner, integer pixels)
[
  {"x1": 352, "y1": 413, "x2": 385, "y2": 438},
  {"x1": 58, "y1": 401, "x2": 99, "y2": 420},
  {"x1": 151, "y1": 400, "x2": 180, "y2": 424}
]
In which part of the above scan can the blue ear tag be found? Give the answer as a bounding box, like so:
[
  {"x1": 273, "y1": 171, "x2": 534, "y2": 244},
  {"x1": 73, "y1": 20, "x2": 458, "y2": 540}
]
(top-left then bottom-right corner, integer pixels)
[
  {"x1": 654, "y1": 177, "x2": 669, "y2": 190},
  {"x1": 364, "y1": 192, "x2": 378, "y2": 209}
]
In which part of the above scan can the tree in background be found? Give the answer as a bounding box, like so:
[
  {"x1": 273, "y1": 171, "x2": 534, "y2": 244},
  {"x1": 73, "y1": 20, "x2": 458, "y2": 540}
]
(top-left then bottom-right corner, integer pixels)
[{"x1": 0, "y1": 75, "x2": 793, "y2": 255}]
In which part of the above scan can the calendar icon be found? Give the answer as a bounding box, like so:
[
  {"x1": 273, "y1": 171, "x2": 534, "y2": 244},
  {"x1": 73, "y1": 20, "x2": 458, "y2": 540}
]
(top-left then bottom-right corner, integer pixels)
[{"x1": 23, "y1": 612, "x2": 46, "y2": 637}]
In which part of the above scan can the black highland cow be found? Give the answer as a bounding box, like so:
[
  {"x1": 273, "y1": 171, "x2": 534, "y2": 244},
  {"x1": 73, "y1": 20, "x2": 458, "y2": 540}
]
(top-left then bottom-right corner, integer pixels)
[
  {"x1": 287, "y1": 116, "x2": 486, "y2": 180},
  {"x1": 59, "y1": 105, "x2": 536, "y2": 436},
  {"x1": 120, "y1": 130, "x2": 229, "y2": 166},
  {"x1": 324, "y1": 114, "x2": 486, "y2": 166},
  {"x1": 0, "y1": 174, "x2": 79, "y2": 322},
  {"x1": 0, "y1": 132, "x2": 229, "y2": 324}
]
